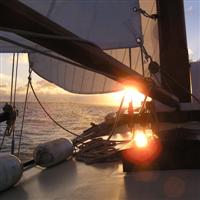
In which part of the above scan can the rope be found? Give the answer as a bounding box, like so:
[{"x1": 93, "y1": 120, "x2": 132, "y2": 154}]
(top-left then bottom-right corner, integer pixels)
[
  {"x1": 134, "y1": 2, "x2": 156, "y2": 72},
  {"x1": 140, "y1": 47, "x2": 145, "y2": 76},
  {"x1": 139, "y1": 96, "x2": 148, "y2": 114},
  {"x1": 17, "y1": 68, "x2": 80, "y2": 156},
  {"x1": 17, "y1": 68, "x2": 31, "y2": 157},
  {"x1": 107, "y1": 94, "x2": 125, "y2": 141},
  {"x1": 13, "y1": 53, "x2": 19, "y2": 108},
  {"x1": 0, "y1": 132, "x2": 6, "y2": 151},
  {"x1": 133, "y1": 7, "x2": 158, "y2": 20},
  {"x1": 0, "y1": 54, "x2": 18, "y2": 152},
  {"x1": 141, "y1": 45, "x2": 153, "y2": 63},
  {"x1": 10, "y1": 53, "x2": 15, "y2": 104},
  {"x1": 129, "y1": 48, "x2": 132, "y2": 69},
  {"x1": 11, "y1": 126, "x2": 15, "y2": 155},
  {"x1": 11, "y1": 53, "x2": 19, "y2": 155},
  {"x1": 28, "y1": 77, "x2": 80, "y2": 137},
  {"x1": 75, "y1": 93, "x2": 128, "y2": 164}
]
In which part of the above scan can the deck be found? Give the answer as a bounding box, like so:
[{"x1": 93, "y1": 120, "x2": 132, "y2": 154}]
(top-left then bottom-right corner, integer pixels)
[{"x1": 1, "y1": 159, "x2": 200, "y2": 199}]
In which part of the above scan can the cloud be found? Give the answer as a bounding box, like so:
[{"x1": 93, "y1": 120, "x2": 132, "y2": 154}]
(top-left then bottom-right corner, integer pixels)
[
  {"x1": 0, "y1": 79, "x2": 69, "y2": 102},
  {"x1": 188, "y1": 48, "x2": 194, "y2": 61},
  {"x1": 32, "y1": 80, "x2": 67, "y2": 95},
  {"x1": 0, "y1": 74, "x2": 10, "y2": 92},
  {"x1": 0, "y1": 84, "x2": 7, "y2": 88},
  {"x1": 0, "y1": 72, "x2": 26, "y2": 84},
  {"x1": 187, "y1": 5, "x2": 193, "y2": 13},
  {"x1": 0, "y1": 73, "x2": 10, "y2": 82},
  {"x1": 1, "y1": 53, "x2": 29, "y2": 66},
  {"x1": 0, "y1": 89, "x2": 9, "y2": 102},
  {"x1": 0, "y1": 75, "x2": 112, "y2": 105}
]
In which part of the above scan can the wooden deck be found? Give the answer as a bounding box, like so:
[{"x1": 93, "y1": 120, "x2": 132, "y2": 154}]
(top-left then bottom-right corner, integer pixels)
[{"x1": 1, "y1": 159, "x2": 200, "y2": 199}]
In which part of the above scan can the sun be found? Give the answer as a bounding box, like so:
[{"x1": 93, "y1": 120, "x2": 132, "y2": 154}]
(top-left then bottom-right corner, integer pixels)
[
  {"x1": 134, "y1": 130, "x2": 148, "y2": 148},
  {"x1": 110, "y1": 87, "x2": 148, "y2": 108}
]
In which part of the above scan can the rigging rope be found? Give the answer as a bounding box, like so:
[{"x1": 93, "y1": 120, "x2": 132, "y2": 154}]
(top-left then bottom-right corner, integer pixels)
[
  {"x1": 0, "y1": 54, "x2": 18, "y2": 152},
  {"x1": 133, "y1": 1, "x2": 159, "y2": 78},
  {"x1": 17, "y1": 67, "x2": 31, "y2": 157},
  {"x1": 11, "y1": 53, "x2": 19, "y2": 155},
  {"x1": 10, "y1": 53, "x2": 15, "y2": 105},
  {"x1": 27, "y1": 71, "x2": 80, "y2": 137},
  {"x1": 13, "y1": 53, "x2": 19, "y2": 108},
  {"x1": 107, "y1": 94, "x2": 125, "y2": 141},
  {"x1": 140, "y1": 47, "x2": 145, "y2": 76},
  {"x1": 17, "y1": 67, "x2": 84, "y2": 156},
  {"x1": 129, "y1": 48, "x2": 132, "y2": 69},
  {"x1": 133, "y1": 7, "x2": 158, "y2": 20},
  {"x1": 0, "y1": 132, "x2": 6, "y2": 151}
]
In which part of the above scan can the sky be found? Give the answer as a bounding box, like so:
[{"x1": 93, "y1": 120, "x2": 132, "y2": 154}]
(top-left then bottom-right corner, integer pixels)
[
  {"x1": 0, "y1": 0, "x2": 200, "y2": 105},
  {"x1": 184, "y1": 0, "x2": 200, "y2": 61}
]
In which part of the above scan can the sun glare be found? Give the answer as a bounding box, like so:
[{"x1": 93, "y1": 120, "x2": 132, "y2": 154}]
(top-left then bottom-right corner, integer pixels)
[
  {"x1": 134, "y1": 130, "x2": 148, "y2": 148},
  {"x1": 111, "y1": 87, "x2": 147, "y2": 108}
]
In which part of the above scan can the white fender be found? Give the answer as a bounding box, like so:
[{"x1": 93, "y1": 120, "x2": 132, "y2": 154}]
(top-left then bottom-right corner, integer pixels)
[
  {"x1": 0, "y1": 154, "x2": 23, "y2": 192},
  {"x1": 33, "y1": 138, "x2": 74, "y2": 168}
]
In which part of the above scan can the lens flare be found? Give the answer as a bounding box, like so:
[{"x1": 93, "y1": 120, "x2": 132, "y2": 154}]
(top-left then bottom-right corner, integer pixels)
[
  {"x1": 134, "y1": 130, "x2": 148, "y2": 148},
  {"x1": 123, "y1": 129, "x2": 161, "y2": 166},
  {"x1": 110, "y1": 87, "x2": 148, "y2": 107}
]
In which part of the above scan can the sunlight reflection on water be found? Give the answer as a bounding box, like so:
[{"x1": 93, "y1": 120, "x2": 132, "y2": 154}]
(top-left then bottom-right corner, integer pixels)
[{"x1": 0, "y1": 102, "x2": 116, "y2": 162}]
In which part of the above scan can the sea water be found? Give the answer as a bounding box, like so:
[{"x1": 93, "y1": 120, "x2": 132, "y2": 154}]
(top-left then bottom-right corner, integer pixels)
[{"x1": 0, "y1": 102, "x2": 116, "y2": 162}]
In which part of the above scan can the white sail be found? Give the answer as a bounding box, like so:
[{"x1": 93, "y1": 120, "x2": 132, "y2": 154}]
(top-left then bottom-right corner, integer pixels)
[
  {"x1": 30, "y1": 52, "x2": 123, "y2": 94},
  {"x1": 21, "y1": 0, "x2": 142, "y2": 49},
  {"x1": 107, "y1": 1, "x2": 159, "y2": 76},
  {"x1": 0, "y1": 0, "x2": 159, "y2": 94}
]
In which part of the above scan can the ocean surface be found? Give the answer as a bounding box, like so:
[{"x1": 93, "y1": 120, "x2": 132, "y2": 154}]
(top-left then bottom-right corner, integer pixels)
[{"x1": 0, "y1": 102, "x2": 116, "y2": 162}]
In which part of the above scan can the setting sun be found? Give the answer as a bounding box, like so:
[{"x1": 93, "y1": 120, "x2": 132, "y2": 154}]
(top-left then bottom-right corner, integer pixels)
[
  {"x1": 110, "y1": 87, "x2": 150, "y2": 108},
  {"x1": 134, "y1": 130, "x2": 148, "y2": 148}
]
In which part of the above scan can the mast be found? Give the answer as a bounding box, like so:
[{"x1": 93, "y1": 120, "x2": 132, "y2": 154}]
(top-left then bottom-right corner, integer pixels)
[{"x1": 156, "y1": 0, "x2": 191, "y2": 102}]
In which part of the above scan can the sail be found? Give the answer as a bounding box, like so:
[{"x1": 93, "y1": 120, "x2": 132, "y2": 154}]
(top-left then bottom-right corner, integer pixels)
[
  {"x1": 0, "y1": 0, "x2": 159, "y2": 95},
  {"x1": 30, "y1": 52, "x2": 123, "y2": 94},
  {"x1": 106, "y1": 1, "x2": 159, "y2": 76}
]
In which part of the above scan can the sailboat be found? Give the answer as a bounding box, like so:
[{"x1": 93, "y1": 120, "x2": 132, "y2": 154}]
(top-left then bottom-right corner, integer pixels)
[{"x1": 1, "y1": 0, "x2": 200, "y2": 199}]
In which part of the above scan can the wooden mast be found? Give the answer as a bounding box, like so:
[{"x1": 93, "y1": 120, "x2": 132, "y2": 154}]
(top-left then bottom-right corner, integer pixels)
[{"x1": 156, "y1": 0, "x2": 191, "y2": 102}]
